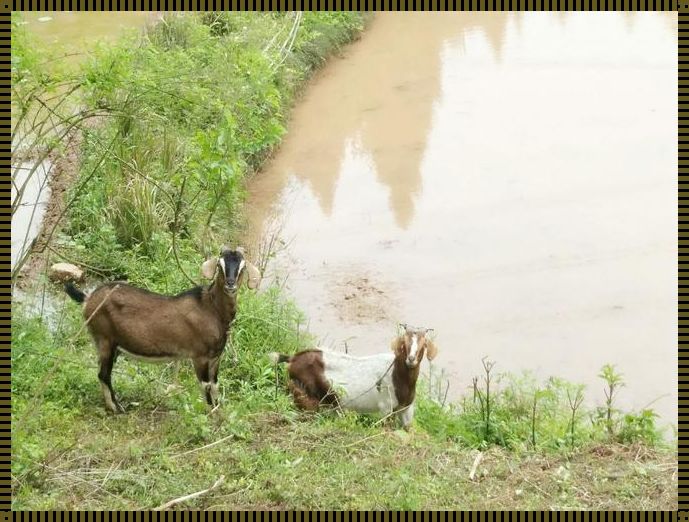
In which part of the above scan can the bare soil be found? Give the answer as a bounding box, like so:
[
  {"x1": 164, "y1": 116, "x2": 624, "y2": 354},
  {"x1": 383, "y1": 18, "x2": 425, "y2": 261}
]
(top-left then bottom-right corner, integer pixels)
[{"x1": 330, "y1": 274, "x2": 397, "y2": 324}]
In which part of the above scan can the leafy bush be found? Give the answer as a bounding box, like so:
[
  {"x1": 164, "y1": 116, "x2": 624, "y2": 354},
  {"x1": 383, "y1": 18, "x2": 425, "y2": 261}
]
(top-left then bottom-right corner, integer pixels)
[{"x1": 618, "y1": 409, "x2": 663, "y2": 446}]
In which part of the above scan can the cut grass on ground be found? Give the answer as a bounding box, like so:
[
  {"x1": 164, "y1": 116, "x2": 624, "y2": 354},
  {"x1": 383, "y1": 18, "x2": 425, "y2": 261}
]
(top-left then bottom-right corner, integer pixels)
[{"x1": 12, "y1": 399, "x2": 677, "y2": 510}]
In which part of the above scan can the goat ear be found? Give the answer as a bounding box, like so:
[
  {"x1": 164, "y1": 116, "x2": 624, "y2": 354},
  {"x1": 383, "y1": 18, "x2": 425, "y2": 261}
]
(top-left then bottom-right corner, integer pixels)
[
  {"x1": 243, "y1": 261, "x2": 261, "y2": 290},
  {"x1": 391, "y1": 336, "x2": 403, "y2": 355},
  {"x1": 425, "y1": 339, "x2": 438, "y2": 361},
  {"x1": 201, "y1": 258, "x2": 217, "y2": 279}
]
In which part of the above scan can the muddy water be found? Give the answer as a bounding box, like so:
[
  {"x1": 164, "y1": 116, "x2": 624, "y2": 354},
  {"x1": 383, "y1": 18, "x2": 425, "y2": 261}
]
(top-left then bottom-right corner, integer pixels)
[
  {"x1": 20, "y1": 12, "x2": 158, "y2": 52},
  {"x1": 247, "y1": 12, "x2": 677, "y2": 428}
]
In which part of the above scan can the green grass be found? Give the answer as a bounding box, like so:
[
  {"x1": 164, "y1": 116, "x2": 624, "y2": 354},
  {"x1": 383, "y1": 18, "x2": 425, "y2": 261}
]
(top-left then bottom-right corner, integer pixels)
[
  {"x1": 11, "y1": 298, "x2": 677, "y2": 510},
  {"x1": 11, "y1": 13, "x2": 677, "y2": 510}
]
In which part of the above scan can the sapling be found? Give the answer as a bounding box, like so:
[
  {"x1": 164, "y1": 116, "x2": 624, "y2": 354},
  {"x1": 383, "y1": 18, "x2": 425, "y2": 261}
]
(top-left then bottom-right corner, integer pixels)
[
  {"x1": 566, "y1": 385, "x2": 585, "y2": 451},
  {"x1": 474, "y1": 357, "x2": 496, "y2": 441},
  {"x1": 482, "y1": 357, "x2": 495, "y2": 439},
  {"x1": 531, "y1": 388, "x2": 541, "y2": 449},
  {"x1": 599, "y1": 363, "x2": 624, "y2": 438}
]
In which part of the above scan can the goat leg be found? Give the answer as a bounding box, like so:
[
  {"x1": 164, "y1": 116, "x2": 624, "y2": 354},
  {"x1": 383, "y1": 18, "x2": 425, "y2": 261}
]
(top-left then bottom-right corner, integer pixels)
[
  {"x1": 97, "y1": 340, "x2": 124, "y2": 413},
  {"x1": 208, "y1": 354, "x2": 222, "y2": 406},
  {"x1": 397, "y1": 403, "x2": 415, "y2": 431},
  {"x1": 288, "y1": 380, "x2": 321, "y2": 411},
  {"x1": 193, "y1": 357, "x2": 214, "y2": 407}
]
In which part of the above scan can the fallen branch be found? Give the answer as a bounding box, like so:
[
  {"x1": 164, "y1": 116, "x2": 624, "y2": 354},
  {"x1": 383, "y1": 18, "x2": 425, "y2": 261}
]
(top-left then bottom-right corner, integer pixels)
[
  {"x1": 342, "y1": 431, "x2": 387, "y2": 449},
  {"x1": 171, "y1": 435, "x2": 234, "y2": 460},
  {"x1": 153, "y1": 475, "x2": 225, "y2": 510}
]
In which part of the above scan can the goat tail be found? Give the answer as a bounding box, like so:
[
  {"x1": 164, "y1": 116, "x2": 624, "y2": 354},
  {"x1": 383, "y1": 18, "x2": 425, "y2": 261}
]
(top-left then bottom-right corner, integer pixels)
[
  {"x1": 268, "y1": 352, "x2": 291, "y2": 365},
  {"x1": 64, "y1": 281, "x2": 86, "y2": 304}
]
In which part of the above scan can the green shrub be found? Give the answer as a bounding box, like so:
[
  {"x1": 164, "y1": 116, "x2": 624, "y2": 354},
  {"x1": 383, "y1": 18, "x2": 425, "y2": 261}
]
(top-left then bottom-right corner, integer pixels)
[{"x1": 618, "y1": 409, "x2": 663, "y2": 446}]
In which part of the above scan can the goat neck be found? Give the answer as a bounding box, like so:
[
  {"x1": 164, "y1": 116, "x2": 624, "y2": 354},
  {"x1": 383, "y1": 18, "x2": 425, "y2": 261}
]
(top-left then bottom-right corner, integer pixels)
[
  {"x1": 391, "y1": 350, "x2": 420, "y2": 408},
  {"x1": 208, "y1": 273, "x2": 238, "y2": 326}
]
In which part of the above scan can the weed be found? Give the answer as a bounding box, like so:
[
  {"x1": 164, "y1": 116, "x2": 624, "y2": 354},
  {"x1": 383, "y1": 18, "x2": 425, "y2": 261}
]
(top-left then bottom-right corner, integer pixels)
[
  {"x1": 598, "y1": 363, "x2": 625, "y2": 438},
  {"x1": 531, "y1": 388, "x2": 541, "y2": 449},
  {"x1": 565, "y1": 385, "x2": 585, "y2": 451},
  {"x1": 618, "y1": 409, "x2": 663, "y2": 446}
]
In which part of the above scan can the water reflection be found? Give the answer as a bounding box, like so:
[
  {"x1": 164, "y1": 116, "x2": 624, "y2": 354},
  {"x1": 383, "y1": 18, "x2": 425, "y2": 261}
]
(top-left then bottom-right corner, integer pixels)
[{"x1": 248, "y1": 13, "x2": 511, "y2": 230}]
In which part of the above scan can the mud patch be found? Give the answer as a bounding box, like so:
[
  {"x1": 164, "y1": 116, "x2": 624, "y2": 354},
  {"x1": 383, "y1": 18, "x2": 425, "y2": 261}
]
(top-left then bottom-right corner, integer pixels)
[{"x1": 330, "y1": 274, "x2": 396, "y2": 324}]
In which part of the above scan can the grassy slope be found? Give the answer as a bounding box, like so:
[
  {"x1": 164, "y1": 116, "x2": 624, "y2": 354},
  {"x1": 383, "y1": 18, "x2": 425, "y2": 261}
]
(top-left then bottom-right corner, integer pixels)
[{"x1": 11, "y1": 13, "x2": 676, "y2": 510}]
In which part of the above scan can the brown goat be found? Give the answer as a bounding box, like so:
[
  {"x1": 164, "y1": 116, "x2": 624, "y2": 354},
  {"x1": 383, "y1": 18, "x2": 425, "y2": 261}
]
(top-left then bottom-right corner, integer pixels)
[
  {"x1": 271, "y1": 324, "x2": 438, "y2": 429},
  {"x1": 65, "y1": 246, "x2": 260, "y2": 413}
]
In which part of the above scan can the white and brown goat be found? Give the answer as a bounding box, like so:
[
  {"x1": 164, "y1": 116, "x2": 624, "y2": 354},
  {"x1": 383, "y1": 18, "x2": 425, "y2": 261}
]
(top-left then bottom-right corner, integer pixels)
[
  {"x1": 270, "y1": 324, "x2": 437, "y2": 429},
  {"x1": 65, "y1": 246, "x2": 260, "y2": 413}
]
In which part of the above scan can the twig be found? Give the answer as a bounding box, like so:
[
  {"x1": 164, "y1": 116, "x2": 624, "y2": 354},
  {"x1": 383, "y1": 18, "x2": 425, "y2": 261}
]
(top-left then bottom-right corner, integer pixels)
[
  {"x1": 153, "y1": 475, "x2": 225, "y2": 510},
  {"x1": 171, "y1": 435, "x2": 234, "y2": 459},
  {"x1": 481, "y1": 357, "x2": 495, "y2": 439},
  {"x1": 100, "y1": 460, "x2": 122, "y2": 489},
  {"x1": 342, "y1": 431, "x2": 387, "y2": 448},
  {"x1": 531, "y1": 390, "x2": 539, "y2": 449},
  {"x1": 441, "y1": 380, "x2": 450, "y2": 408},
  {"x1": 518, "y1": 470, "x2": 551, "y2": 498},
  {"x1": 14, "y1": 129, "x2": 119, "y2": 288},
  {"x1": 239, "y1": 314, "x2": 295, "y2": 333},
  {"x1": 170, "y1": 176, "x2": 195, "y2": 286},
  {"x1": 270, "y1": 12, "x2": 303, "y2": 70},
  {"x1": 372, "y1": 405, "x2": 404, "y2": 428}
]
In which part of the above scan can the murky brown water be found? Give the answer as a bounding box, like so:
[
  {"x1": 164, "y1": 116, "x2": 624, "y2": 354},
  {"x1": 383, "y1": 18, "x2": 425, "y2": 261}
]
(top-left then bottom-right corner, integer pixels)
[
  {"x1": 247, "y1": 12, "x2": 678, "y2": 429},
  {"x1": 20, "y1": 12, "x2": 158, "y2": 51}
]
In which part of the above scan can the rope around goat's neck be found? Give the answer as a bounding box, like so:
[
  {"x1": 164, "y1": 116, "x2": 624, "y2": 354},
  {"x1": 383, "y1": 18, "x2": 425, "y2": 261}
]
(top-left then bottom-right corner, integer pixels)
[{"x1": 375, "y1": 358, "x2": 396, "y2": 393}]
